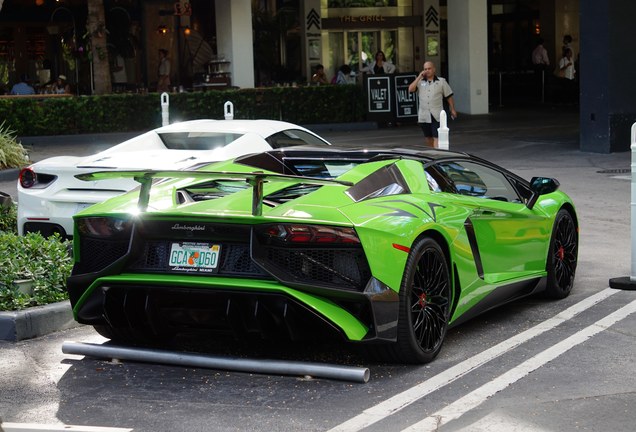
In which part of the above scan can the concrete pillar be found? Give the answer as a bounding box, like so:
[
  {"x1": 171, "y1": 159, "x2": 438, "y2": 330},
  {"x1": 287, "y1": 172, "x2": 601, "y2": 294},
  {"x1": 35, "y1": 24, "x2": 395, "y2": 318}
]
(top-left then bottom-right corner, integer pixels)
[
  {"x1": 215, "y1": 0, "x2": 254, "y2": 88},
  {"x1": 447, "y1": 0, "x2": 489, "y2": 115},
  {"x1": 580, "y1": 1, "x2": 636, "y2": 153}
]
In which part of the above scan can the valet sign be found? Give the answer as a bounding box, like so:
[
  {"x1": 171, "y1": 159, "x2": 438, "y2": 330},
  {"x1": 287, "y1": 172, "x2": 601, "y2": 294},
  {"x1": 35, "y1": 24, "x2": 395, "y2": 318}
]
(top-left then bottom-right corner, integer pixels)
[
  {"x1": 368, "y1": 77, "x2": 391, "y2": 113},
  {"x1": 394, "y1": 74, "x2": 418, "y2": 119}
]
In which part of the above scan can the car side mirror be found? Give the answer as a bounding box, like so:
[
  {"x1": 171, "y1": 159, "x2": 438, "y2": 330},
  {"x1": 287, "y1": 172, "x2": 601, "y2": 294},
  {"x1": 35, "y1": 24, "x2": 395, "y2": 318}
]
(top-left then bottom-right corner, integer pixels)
[{"x1": 526, "y1": 177, "x2": 560, "y2": 209}]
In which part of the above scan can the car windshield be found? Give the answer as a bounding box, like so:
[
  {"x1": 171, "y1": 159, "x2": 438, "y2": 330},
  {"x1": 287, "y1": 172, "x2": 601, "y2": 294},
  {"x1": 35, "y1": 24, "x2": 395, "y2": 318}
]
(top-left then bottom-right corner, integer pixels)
[{"x1": 159, "y1": 132, "x2": 244, "y2": 150}]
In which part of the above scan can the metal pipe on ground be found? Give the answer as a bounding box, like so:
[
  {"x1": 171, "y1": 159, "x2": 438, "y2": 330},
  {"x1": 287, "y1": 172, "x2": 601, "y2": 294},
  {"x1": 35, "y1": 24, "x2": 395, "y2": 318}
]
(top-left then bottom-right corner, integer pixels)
[{"x1": 62, "y1": 341, "x2": 370, "y2": 383}]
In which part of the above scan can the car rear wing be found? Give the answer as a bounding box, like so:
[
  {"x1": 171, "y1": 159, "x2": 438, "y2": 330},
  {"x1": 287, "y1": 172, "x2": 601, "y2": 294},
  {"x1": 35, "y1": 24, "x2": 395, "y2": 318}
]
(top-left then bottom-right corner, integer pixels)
[{"x1": 76, "y1": 170, "x2": 354, "y2": 216}]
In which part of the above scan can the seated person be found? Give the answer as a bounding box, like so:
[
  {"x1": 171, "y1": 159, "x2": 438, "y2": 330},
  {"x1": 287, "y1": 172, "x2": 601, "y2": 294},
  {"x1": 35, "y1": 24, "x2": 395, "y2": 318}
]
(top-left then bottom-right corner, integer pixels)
[
  {"x1": 10, "y1": 74, "x2": 35, "y2": 95},
  {"x1": 311, "y1": 64, "x2": 329, "y2": 85},
  {"x1": 53, "y1": 75, "x2": 72, "y2": 94}
]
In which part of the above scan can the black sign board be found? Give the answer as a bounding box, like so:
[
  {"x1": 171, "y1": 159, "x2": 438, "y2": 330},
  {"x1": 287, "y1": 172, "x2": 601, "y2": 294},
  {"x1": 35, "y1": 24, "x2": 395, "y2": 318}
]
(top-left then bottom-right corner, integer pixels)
[
  {"x1": 366, "y1": 76, "x2": 391, "y2": 113},
  {"x1": 394, "y1": 74, "x2": 418, "y2": 120}
]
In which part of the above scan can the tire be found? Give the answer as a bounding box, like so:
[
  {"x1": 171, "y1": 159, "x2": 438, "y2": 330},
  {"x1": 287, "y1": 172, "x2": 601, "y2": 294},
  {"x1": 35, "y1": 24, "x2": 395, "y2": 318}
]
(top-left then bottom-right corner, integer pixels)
[
  {"x1": 385, "y1": 237, "x2": 452, "y2": 364},
  {"x1": 545, "y1": 208, "x2": 578, "y2": 299}
]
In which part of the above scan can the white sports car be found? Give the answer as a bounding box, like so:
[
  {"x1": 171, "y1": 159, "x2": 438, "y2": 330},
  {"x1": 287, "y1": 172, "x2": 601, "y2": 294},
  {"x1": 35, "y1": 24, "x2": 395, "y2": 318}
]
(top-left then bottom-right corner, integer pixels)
[{"x1": 17, "y1": 119, "x2": 331, "y2": 239}]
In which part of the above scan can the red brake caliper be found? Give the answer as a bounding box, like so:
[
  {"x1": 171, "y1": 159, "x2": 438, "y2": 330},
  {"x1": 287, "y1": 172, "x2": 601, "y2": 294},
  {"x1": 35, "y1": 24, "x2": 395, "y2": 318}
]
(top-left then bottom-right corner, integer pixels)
[
  {"x1": 557, "y1": 245, "x2": 565, "y2": 261},
  {"x1": 418, "y1": 292, "x2": 427, "y2": 308}
]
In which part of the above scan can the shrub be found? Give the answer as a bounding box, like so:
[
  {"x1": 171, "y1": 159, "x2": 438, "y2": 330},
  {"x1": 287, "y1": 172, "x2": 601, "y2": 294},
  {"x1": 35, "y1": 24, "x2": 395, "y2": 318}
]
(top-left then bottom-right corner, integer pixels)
[
  {"x1": 0, "y1": 121, "x2": 29, "y2": 169},
  {"x1": 0, "y1": 190, "x2": 73, "y2": 311},
  {"x1": 0, "y1": 86, "x2": 366, "y2": 137},
  {"x1": 0, "y1": 232, "x2": 73, "y2": 311},
  {"x1": 0, "y1": 198, "x2": 17, "y2": 234}
]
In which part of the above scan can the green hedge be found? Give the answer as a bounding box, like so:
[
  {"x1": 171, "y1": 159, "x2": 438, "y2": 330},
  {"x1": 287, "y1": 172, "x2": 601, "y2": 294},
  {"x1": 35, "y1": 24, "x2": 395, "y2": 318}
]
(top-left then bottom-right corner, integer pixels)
[
  {"x1": 0, "y1": 85, "x2": 366, "y2": 136},
  {"x1": 0, "y1": 203, "x2": 72, "y2": 311}
]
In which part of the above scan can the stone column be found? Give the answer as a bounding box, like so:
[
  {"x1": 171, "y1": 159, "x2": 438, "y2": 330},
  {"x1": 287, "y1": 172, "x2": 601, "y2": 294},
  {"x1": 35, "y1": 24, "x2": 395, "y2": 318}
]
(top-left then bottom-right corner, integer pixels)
[
  {"x1": 215, "y1": 0, "x2": 254, "y2": 88},
  {"x1": 447, "y1": 0, "x2": 489, "y2": 115}
]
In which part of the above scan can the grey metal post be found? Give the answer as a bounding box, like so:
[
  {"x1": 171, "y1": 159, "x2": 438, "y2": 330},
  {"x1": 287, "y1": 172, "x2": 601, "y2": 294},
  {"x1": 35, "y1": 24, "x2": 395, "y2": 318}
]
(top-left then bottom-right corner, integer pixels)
[
  {"x1": 62, "y1": 341, "x2": 370, "y2": 383},
  {"x1": 609, "y1": 122, "x2": 636, "y2": 289},
  {"x1": 161, "y1": 92, "x2": 170, "y2": 126},
  {"x1": 541, "y1": 69, "x2": 545, "y2": 104},
  {"x1": 224, "y1": 101, "x2": 234, "y2": 119},
  {"x1": 438, "y1": 110, "x2": 449, "y2": 150},
  {"x1": 499, "y1": 71, "x2": 503, "y2": 107}
]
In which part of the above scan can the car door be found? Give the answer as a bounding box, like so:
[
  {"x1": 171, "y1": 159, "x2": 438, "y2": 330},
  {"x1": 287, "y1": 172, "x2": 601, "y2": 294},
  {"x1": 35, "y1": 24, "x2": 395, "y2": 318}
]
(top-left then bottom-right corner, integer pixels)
[{"x1": 433, "y1": 160, "x2": 552, "y2": 280}]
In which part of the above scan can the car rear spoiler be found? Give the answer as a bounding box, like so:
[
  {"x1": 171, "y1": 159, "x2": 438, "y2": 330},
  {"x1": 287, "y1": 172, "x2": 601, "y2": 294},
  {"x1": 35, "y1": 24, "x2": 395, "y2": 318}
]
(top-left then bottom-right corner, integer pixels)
[{"x1": 76, "y1": 170, "x2": 353, "y2": 216}]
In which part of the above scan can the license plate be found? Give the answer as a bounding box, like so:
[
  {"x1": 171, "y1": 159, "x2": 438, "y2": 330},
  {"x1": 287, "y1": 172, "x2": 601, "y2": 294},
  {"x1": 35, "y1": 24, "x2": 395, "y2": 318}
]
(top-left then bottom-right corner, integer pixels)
[{"x1": 169, "y1": 242, "x2": 221, "y2": 273}]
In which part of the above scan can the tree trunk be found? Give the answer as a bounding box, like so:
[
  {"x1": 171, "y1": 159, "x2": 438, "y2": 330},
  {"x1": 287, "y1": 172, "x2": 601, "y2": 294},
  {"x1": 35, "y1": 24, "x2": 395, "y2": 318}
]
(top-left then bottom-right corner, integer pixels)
[{"x1": 87, "y1": 0, "x2": 111, "y2": 94}]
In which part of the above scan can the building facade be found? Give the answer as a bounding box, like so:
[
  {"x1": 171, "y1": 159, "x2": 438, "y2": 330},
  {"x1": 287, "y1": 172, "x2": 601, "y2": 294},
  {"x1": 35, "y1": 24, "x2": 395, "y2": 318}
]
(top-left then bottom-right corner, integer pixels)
[{"x1": 0, "y1": 0, "x2": 633, "y2": 152}]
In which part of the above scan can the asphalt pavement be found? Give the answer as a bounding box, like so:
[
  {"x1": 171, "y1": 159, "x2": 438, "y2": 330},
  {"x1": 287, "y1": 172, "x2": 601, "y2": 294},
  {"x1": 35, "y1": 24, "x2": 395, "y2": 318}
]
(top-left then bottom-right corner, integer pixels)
[{"x1": 1, "y1": 104, "x2": 635, "y2": 431}]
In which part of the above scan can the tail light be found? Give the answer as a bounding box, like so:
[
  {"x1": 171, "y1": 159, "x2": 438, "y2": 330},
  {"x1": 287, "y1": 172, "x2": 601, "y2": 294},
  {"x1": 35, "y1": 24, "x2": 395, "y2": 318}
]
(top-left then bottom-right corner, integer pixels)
[
  {"x1": 262, "y1": 224, "x2": 360, "y2": 245},
  {"x1": 77, "y1": 217, "x2": 132, "y2": 239},
  {"x1": 19, "y1": 168, "x2": 36, "y2": 188},
  {"x1": 19, "y1": 168, "x2": 57, "y2": 189}
]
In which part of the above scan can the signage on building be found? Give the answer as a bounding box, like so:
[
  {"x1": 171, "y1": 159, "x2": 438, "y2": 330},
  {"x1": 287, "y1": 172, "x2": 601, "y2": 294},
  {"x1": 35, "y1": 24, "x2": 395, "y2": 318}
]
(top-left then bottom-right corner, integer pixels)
[
  {"x1": 423, "y1": 1, "x2": 441, "y2": 66},
  {"x1": 394, "y1": 74, "x2": 418, "y2": 119},
  {"x1": 306, "y1": 8, "x2": 321, "y2": 32},
  {"x1": 322, "y1": 15, "x2": 421, "y2": 30},
  {"x1": 425, "y1": 5, "x2": 439, "y2": 28},
  {"x1": 301, "y1": 0, "x2": 322, "y2": 83}
]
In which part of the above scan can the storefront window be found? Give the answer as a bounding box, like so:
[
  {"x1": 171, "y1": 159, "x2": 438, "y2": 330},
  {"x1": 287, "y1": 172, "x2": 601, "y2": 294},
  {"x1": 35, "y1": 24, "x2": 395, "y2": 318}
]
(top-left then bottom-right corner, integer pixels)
[
  {"x1": 347, "y1": 32, "x2": 360, "y2": 71},
  {"x1": 329, "y1": 30, "x2": 397, "y2": 74},
  {"x1": 328, "y1": 32, "x2": 345, "y2": 77},
  {"x1": 359, "y1": 31, "x2": 395, "y2": 70}
]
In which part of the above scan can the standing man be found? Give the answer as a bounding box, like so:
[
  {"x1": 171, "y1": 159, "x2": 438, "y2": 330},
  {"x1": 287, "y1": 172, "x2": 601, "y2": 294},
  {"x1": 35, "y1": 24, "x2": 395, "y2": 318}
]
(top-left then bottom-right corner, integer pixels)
[
  {"x1": 409, "y1": 61, "x2": 457, "y2": 148},
  {"x1": 532, "y1": 38, "x2": 550, "y2": 99},
  {"x1": 157, "y1": 49, "x2": 171, "y2": 93},
  {"x1": 532, "y1": 38, "x2": 550, "y2": 67}
]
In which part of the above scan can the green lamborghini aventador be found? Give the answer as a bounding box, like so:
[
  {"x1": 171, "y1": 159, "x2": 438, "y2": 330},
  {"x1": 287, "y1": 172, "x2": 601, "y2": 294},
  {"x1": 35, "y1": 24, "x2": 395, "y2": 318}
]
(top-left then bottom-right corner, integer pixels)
[{"x1": 67, "y1": 147, "x2": 578, "y2": 364}]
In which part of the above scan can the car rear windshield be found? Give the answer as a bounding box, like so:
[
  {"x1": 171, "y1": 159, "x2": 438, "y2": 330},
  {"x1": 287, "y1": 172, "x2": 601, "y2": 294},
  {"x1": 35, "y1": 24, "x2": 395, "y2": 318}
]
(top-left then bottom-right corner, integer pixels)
[
  {"x1": 265, "y1": 129, "x2": 330, "y2": 148},
  {"x1": 159, "y1": 132, "x2": 244, "y2": 150}
]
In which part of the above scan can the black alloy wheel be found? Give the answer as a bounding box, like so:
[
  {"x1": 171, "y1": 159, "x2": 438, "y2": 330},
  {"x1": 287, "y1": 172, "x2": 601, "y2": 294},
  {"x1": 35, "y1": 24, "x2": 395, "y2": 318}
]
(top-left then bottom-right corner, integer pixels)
[
  {"x1": 392, "y1": 237, "x2": 451, "y2": 364},
  {"x1": 545, "y1": 208, "x2": 578, "y2": 299}
]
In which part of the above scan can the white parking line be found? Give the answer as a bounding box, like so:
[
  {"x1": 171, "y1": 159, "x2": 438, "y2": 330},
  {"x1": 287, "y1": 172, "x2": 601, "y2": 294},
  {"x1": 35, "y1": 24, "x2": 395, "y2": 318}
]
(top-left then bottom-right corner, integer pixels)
[
  {"x1": 328, "y1": 288, "x2": 618, "y2": 432},
  {"x1": 402, "y1": 296, "x2": 636, "y2": 431}
]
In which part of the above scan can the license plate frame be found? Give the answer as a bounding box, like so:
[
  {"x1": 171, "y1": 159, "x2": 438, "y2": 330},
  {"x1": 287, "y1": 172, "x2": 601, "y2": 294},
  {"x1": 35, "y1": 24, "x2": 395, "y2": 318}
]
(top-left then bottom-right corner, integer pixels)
[{"x1": 168, "y1": 242, "x2": 221, "y2": 274}]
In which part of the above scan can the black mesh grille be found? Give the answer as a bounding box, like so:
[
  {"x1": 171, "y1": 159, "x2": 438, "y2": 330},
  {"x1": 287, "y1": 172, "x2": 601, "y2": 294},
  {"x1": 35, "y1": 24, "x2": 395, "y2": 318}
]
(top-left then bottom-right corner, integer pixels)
[
  {"x1": 76, "y1": 237, "x2": 129, "y2": 273},
  {"x1": 132, "y1": 241, "x2": 169, "y2": 269},
  {"x1": 222, "y1": 244, "x2": 262, "y2": 275},
  {"x1": 128, "y1": 241, "x2": 268, "y2": 277},
  {"x1": 265, "y1": 247, "x2": 370, "y2": 290}
]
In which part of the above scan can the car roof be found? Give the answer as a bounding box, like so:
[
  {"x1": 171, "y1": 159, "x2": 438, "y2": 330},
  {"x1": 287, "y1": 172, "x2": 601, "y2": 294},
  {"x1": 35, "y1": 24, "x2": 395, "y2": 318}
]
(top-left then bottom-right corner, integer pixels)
[
  {"x1": 153, "y1": 119, "x2": 313, "y2": 136},
  {"x1": 236, "y1": 146, "x2": 473, "y2": 166}
]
